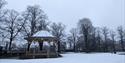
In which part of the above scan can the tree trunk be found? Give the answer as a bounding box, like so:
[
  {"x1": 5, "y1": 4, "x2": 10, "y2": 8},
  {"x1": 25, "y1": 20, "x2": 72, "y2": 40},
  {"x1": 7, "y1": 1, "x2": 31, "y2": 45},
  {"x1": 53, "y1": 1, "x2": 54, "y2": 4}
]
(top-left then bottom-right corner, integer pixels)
[
  {"x1": 8, "y1": 38, "x2": 13, "y2": 51},
  {"x1": 97, "y1": 37, "x2": 101, "y2": 51},
  {"x1": 121, "y1": 39, "x2": 124, "y2": 51},
  {"x1": 39, "y1": 42, "x2": 43, "y2": 51},
  {"x1": 104, "y1": 36, "x2": 108, "y2": 52},
  {"x1": 113, "y1": 41, "x2": 116, "y2": 53},
  {"x1": 27, "y1": 41, "x2": 31, "y2": 51},
  {"x1": 73, "y1": 42, "x2": 76, "y2": 52},
  {"x1": 84, "y1": 34, "x2": 89, "y2": 53},
  {"x1": 58, "y1": 41, "x2": 61, "y2": 53}
]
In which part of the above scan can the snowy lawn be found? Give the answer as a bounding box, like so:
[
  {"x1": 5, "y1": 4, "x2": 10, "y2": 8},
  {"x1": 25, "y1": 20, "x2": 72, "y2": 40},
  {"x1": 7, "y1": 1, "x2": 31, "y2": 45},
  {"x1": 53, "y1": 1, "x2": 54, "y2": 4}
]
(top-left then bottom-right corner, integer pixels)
[{"x1": 0, "y1": 53, "x2": 124, "y2": 63}]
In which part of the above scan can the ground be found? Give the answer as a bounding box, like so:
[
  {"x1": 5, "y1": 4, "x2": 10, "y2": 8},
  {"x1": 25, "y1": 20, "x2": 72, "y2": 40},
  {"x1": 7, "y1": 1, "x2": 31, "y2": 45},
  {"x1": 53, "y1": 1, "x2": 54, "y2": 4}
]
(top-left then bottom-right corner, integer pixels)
[{"x1": 0, "y1": 53, "x2": 124, "y2": 63}]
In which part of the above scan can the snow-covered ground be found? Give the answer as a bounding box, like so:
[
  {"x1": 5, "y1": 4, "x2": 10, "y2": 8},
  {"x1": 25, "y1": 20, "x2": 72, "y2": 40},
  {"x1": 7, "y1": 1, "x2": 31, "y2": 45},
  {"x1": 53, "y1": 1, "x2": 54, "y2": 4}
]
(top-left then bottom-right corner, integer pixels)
[{"x1": 0, "y1": 53, "x2": 124, "y2": 63}]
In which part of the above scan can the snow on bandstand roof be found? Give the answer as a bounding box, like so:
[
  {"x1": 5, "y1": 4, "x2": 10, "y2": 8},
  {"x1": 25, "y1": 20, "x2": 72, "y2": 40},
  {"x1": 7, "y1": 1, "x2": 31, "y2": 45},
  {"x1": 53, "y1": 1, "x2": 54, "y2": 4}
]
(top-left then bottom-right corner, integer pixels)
[{"x1": 32, "y1": 30, "x2": 54, "y2": 38}]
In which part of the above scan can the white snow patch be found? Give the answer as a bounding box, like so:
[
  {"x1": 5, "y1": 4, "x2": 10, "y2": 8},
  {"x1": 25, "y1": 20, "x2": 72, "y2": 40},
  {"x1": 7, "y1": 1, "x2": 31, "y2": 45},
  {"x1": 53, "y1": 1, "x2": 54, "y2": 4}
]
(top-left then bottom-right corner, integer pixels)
[
  {"x1": 43, "y1": 41, "x2": 50, "y2": 46},
  {"x1": 0, "y1": 53, "x2": 124, "y2": 63},
  {"x1": 30, "y1": 41, "x2": 39, "y2": 48}
]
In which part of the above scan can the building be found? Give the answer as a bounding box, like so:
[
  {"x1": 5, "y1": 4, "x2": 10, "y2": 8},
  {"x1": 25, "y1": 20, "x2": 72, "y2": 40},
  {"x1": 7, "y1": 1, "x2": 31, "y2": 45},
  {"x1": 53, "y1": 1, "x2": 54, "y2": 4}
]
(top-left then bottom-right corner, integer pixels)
[{"x1": 21, "y1": 30, "x2": 59, "y2": 59}]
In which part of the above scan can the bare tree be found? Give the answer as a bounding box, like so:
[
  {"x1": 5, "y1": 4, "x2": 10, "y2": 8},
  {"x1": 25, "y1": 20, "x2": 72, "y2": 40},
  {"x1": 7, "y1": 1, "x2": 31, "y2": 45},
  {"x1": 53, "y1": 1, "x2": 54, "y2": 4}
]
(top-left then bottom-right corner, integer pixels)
[
  {"x1": 0, "y1": 0, "x2": 6, "y2": 9},
  {"x1": 70, "y1": 28, "x2": 78, "y2": 52},
  {"x1": 78, "y1": 18, "x2": 93, "y2": 52},
  {"x1": 102, "y1": 27, "x2": 109, "y2": 52},
  {"x1": 0, "y1": 0, "x2": 7, "y2": 22},
  {"x1": 50, "y1": 22, "x2": 65, "y2": 53},
  {"x1": 22, "y1": 5, "x2": 48, "y2": 51},
  {"x1": 96, "y1": 27, "x2": 102, "y2": 51},
  {"x1": 90, "y1": 27, "x2": 97, "y2": 51},
  {"x1": 0, "y1": 10, "x2": 24, "y2": 51},
  {"x1": 117, "y1": 26, "x2": 125, "y2": 51},
  {"x1": 110, "y1": 30, "x2": 116, "y2": 53},
  {"x1": 38, "y1": 20, "x2": 49, "y2": 31},
  {"x1": 67, "y1": 35, "x2": 73, "y2": 50},
  {"x1": 0, "y1": 0, "x2": 7, "y2": 44},
  {"x1": 0, "y1": 0, "x2": 7, "y2": 34}
]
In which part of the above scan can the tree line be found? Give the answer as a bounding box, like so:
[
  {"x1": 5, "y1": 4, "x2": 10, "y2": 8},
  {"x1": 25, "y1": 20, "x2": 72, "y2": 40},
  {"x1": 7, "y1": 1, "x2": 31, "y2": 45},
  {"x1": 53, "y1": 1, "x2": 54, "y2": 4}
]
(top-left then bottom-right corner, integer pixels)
[
  {"x1": 67, "y1": 18, "x2": 125, "y2": 53},
  {"x1": 0, "y1": 0, "x2": 125, "y2": 53}
]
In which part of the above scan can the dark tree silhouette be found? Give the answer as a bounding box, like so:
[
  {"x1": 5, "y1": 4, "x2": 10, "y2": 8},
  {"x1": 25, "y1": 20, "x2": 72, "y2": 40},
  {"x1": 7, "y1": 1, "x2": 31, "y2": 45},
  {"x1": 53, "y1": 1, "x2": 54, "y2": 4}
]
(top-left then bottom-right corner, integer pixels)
[
  {"x1": 50, "y1": 22, "x2": 65, "y2": 53},
  {"x1": 117, "y1": 26, "x2": 125, "y2": 51},
  {"x1": 90, "y1": 27, "x2": 97, "y2": 51},
  {"x1": 102, "y1": 27, "x2": 109, "y2": 52},
  {"x1": 96, "y1": 27, "x2": 102, "y2": 51},
  {"x1": 110, "y1": 30, "x2": 116, "y2": 53},
  {"x1": 70, "y1": 28, "x2": 78, "y2": 52},
  {"x1": 67, "y1": 35, "x2": 74, "y2": 50},
  {"x1": 78, "y1": 18, "x2": 93, "y2": 52}
]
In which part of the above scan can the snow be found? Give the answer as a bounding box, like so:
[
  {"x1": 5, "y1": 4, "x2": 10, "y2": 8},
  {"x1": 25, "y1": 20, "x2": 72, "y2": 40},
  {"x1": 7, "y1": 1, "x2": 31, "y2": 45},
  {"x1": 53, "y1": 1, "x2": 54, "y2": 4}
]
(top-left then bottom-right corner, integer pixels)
[
  {"x1": 43, "y1": 41, "x2": 50, "y2": 46},
  {"x1": 33, "y1": 30, "x2": 54, "y2": 37},
  {"x1": 30, "y1": 41, "x2": 39, "y2": 48},
  {"x1": 0, "y1": 53, "x2": 124, "y2": 63}
]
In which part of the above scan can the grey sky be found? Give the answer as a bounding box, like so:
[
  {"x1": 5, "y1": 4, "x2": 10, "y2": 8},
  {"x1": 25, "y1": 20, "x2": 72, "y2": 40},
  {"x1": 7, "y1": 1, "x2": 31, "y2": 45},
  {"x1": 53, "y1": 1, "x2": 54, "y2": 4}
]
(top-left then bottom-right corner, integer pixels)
[{"x1": 5, "y1": 0, "x2": 125, "y2": 32}]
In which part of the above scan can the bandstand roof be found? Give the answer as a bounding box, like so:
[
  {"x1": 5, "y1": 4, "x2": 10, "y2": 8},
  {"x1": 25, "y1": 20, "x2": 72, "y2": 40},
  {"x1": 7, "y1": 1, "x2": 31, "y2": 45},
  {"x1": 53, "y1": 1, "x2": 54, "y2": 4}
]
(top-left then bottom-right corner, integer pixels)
[
  {"x1": 32, "y1": 30, "x2": 54, "y2": 38},
  {"x1": 25, "y1": 30, "x2": 56, "y2": 42}
]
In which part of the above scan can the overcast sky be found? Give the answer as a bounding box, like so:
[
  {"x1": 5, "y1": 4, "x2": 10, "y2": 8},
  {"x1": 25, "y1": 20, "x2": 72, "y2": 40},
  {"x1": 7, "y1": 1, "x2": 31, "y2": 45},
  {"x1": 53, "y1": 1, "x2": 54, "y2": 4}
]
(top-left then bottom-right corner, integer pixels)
[{"x1": 5, "y1": 0, "x2": 125, "y2": 32}]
